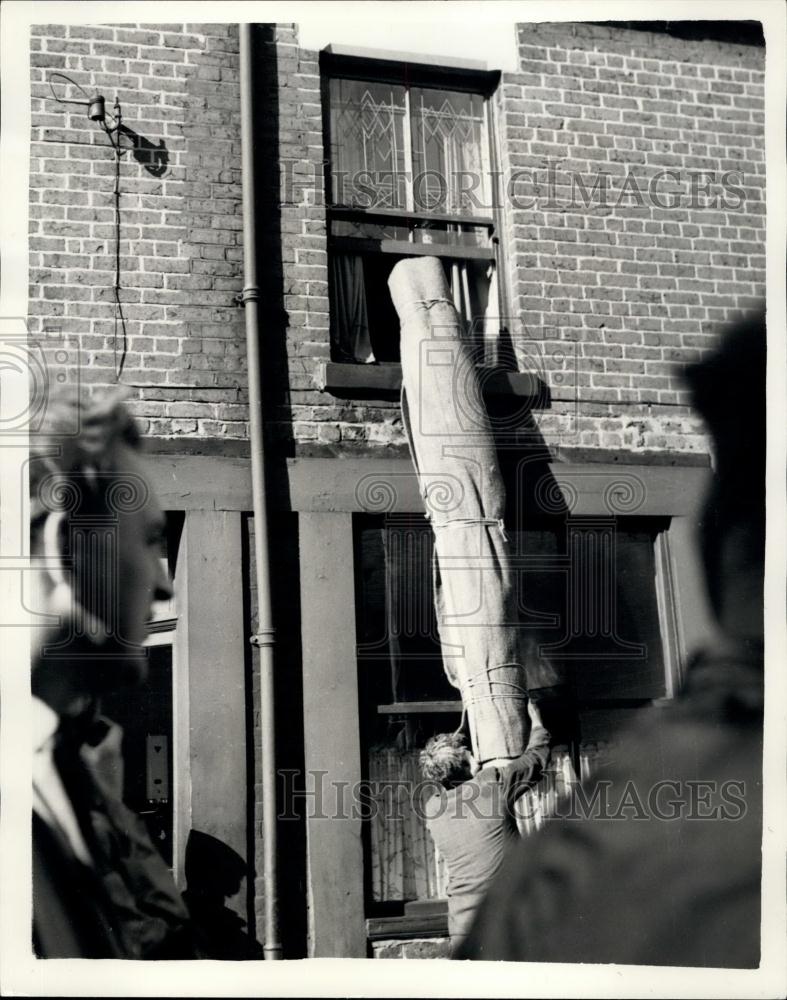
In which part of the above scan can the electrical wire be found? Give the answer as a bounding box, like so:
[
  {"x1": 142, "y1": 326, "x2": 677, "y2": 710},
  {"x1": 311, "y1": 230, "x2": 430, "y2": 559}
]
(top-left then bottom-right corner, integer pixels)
[
  {"x1": 47, "y1": 73, "x2": 128, "y2": 380},
  {"x1": 48, "y1": 71, "x2": 92, "y2": 107},
  {"x1": 98, "y1": 104, "x2": 127, "y2": 380},
  {"x1": 111, "y1": 137, "x2": 128, "y2": 381},
  {"x1": 49, "y1": 72, "x2": 128, "y2": 382}
]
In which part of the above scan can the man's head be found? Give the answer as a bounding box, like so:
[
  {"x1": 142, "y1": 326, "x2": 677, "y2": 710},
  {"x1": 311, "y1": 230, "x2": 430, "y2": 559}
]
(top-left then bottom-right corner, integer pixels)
[
  {"x1": 30, "y1": 387, "x2": 172, "y2": 710},
  {"x1": 420, "y1": 732, "x2": 477, "y2": 788},
  {"x1": 684, "y1": 309, "x2": 765, "y2": 645}
]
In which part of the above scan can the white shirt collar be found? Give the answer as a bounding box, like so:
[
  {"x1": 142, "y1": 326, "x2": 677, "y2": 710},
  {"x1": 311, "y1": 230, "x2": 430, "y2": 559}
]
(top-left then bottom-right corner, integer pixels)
[{"x1": 32, "y1": 696, "x2": 60, "y2": 753}]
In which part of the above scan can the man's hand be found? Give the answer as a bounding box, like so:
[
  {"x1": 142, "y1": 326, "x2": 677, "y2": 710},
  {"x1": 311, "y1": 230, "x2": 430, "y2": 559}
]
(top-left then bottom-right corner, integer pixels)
[
  {"x1": 81, "y1": 716, "x2": 125, "y2": 799},
  {"x1": 527, "y1": 697, "x2": 545, "y2": 730}
]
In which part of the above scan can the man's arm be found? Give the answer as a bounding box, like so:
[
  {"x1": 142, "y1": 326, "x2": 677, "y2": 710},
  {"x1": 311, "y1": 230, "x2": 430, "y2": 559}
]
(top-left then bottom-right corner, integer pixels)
[{"x1": 501, "y1": 700, "x2": 551, "y2": 809}]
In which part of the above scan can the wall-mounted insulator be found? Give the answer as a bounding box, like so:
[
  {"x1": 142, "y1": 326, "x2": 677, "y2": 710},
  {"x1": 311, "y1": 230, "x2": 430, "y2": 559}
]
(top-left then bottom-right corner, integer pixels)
[{"x1": 88, "y1": 95, "x2": 106, "y2": 122}]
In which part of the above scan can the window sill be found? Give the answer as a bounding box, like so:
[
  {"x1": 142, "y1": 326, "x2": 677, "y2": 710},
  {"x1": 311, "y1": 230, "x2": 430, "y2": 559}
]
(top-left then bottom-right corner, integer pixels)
[
  {"x1": 317, "y1": 362, "x2": 548, "y2": 404},
  {"x1": 367, "y1": 901, "x2": 449, "y2": 941}
]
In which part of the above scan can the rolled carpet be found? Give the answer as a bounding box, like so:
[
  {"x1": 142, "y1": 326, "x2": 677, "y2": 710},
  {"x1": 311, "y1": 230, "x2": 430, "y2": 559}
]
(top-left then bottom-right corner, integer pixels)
[{"x1": 389, "y1": 256, "x2": 544, "y2": 763}]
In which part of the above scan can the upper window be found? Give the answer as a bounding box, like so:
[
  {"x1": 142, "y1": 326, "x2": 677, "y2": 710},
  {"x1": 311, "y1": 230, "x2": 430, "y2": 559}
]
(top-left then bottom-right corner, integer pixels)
[
  {"x1": 322, "y1": 53, "x2": 503, "y2": 366},
  {"x1": 328, "y1": 79, "x2": 492, "y2": 214}
]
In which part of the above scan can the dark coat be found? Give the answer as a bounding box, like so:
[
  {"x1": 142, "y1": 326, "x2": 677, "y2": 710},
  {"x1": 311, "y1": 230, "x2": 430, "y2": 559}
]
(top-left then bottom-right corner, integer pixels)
[
  {"x1": 458, "y1": 644, "x2": 763, "y2": 968},
  {"x1": 33, "y1": 734, "x2": 194, "y2": 959}
]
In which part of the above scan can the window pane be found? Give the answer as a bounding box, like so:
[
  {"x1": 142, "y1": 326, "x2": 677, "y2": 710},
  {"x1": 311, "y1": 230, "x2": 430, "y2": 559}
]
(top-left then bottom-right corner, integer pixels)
[
  {"x1": 569, "y1": 528, "x2": 667, "y2": 702},
  {"x1": 329, "y1": 79, "x2": 408, "y2": 209},
  {"x1": 357, "y1": 518, "x2": 448, "y2": 704},
  {"x1": 410, "y1": 88, "x2": 489, "y2": 214},
  {"x1": 512, "y1": 524, "x2": 668, "y2": 703}
]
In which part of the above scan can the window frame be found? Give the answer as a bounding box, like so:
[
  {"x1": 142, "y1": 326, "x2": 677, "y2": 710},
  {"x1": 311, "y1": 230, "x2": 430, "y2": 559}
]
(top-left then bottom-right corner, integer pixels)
[
  {"x1": 320, "y1": 49, "x2": 507, "y2": 370},
  {"x1": 353, "y1": 510, "x2": 678, "y2": 928}
]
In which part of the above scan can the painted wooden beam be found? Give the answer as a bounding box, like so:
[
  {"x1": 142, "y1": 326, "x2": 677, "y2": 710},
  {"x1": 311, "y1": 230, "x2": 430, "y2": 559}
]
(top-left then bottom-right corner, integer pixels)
[
  {"x1": 173, "y1": 511, "x2": 249, "y2": 920},
  {"x1": 299, "y1": 512, "x2": 366, "y2": 957},
  {"x1": 147, "y1": 455, "x2": 252, "y2": 512},
  {"x1": 146, "y1": 453, "x2": 712, "y2": 518}
]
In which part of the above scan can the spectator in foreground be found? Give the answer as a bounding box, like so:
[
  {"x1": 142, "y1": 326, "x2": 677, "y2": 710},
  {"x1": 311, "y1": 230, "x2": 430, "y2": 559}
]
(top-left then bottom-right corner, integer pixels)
[
  {"x1": 420, "y1": 698, "x2": 551, "y2": 952},
  {"x1": 30, "y1": 388, "x2": 194, "y2": 958},
  {"x1": 458, "y1": 310, "x2": 766, "y2": 967}
]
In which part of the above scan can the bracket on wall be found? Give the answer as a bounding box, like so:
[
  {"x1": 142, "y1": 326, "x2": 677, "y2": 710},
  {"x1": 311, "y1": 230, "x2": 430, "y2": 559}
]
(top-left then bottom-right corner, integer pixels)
[
  {"x1": 46, "y1": 71, "x2": 171, "y2": 379},
  {"x1": 48, "y1": 71, "x2": 124, "y2": 147}
]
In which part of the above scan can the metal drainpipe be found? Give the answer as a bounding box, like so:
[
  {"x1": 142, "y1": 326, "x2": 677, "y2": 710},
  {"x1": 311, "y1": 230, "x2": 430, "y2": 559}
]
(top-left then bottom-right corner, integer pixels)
[{"x1": 238, "y1": 23, "x2": 282, "y2": 960}]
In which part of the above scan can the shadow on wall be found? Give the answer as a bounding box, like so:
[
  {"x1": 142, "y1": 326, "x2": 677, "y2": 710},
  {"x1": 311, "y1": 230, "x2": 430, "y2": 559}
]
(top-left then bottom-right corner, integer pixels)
[
  {"x1": 118, "y1": 124, "x2": 169, "y2": 177},
  {"x1": 182, "y1": 830, "x2": 264, "y2": 960}
]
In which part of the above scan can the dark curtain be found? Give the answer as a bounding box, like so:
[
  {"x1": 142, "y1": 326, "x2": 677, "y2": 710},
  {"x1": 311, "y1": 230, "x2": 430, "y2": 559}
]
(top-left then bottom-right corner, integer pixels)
[{"x1": 330, "y1": 254, "x2": 375, "y2": 363}]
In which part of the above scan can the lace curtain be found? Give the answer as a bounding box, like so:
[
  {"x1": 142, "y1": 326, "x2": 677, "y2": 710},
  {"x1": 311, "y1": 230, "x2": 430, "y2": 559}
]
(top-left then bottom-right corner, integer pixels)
[
  {"x1": 329, "y1": 79, "x2": 408, "y2": 209},
  {"x1": 409, "y1": 88, "x2": 489, "y2": 214},
  {"x1": 369, "y1": 747, "x2": 448, "y2": 903},
  {"x1": 329, "y1": 80, "x2": 489, "y2": 213}
]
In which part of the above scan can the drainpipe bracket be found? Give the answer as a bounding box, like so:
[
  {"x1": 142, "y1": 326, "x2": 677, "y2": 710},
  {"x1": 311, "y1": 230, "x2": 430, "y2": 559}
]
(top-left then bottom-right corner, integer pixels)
[
  {"x1": 250, "y1": 628, "x2": 276, "y2": 648},
  {"x1": 235, "y1": 285, "x2": 261, "y2": 307}
]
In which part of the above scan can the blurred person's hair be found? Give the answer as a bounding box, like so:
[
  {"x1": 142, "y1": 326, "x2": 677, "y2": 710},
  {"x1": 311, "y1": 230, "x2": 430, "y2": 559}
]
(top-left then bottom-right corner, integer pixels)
[
  {"x1": 684, "y1": 308, "x2": 765, "y2": 522},
  {"x1": 420, "y1": 732, "x2": 469, "y2": 786},
  {"x1": 684, "y1": 307, "x2": 765, "y2": 640},
  {"x1": 29, "y1": 386, "x2": 142, "y2": 539}
]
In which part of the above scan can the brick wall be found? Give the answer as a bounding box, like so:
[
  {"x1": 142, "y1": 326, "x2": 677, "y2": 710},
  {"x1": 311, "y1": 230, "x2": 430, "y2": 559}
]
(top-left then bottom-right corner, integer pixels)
[
  {"x1": 273, "y1": 22, "x2": 765, "y2": 456},
  {"x1": 495, "y1": 22, "x2": 765, "y2": 454},
  {"x1": 254, "y1": 27, "x2": 406, "y2": 452},
  {"x1": 30, "y1": 22, "x2": 763, "y2": 454},
  {"x1": 29, "y1": 22, "x2": 249, "y2": 438}
]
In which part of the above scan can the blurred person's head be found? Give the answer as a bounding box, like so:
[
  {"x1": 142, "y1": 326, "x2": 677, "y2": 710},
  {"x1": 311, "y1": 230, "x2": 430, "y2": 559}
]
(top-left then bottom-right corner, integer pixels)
[
  {"x1": 184, "y1": 829, "x2": 247, "y2": 904},
  {"x1": 684, "y1": 308, "x2": 765, "y2": 647},
  {"x1": 420, "y1": 732, "x2": 477, "y2": 788},
  {"x1": 30, "y1": 387, "x2": 172, "y2": 715}
]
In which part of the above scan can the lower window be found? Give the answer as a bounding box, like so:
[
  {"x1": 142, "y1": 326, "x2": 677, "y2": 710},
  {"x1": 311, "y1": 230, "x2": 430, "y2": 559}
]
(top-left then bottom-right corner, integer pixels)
[{"x1": 354, "y1": 512, "x2": 673, "y2": 916}]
